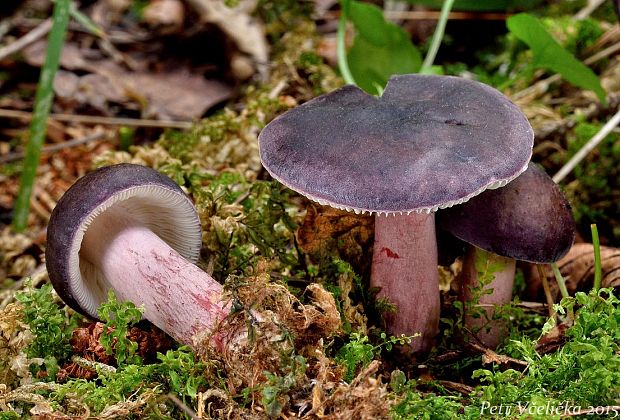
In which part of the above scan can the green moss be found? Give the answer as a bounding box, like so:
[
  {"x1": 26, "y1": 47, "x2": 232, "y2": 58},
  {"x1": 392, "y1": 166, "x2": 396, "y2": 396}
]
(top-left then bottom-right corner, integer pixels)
[
  {"x1": 97, "y1": 291, "x2": 143, "y2": 366},
  {"x1": 336, "y1": 332, "x2": 411, "y2": 383},
  {"x1": 542, "y1": 17, "x2": 604, "y2": 56},
  {"x1": 469, "y1": 289, "x2": 620, "y2": 416},
  {"x1": 15, "y1": 283, "x2": 77, "y2": 372},
  {"x1": 7, "y1": 2, "x2": 620, "y2": 417},
  {"x1": 49, "y1": 296, "x2": 210, "y2": 416},
  {"x1": 392, "y1": 390, "x2": 463, "y2": 419}
]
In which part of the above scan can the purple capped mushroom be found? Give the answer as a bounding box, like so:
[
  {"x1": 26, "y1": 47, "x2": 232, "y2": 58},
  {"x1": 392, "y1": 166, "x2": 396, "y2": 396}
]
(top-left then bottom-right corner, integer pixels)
[
  {"x1": 438, "y1": 162, "x2": 575, "y2": 347},
  {"x1": 258, "y1": 74, "x2": 533, "y2": 353},
  {"x1": 46, "y1": 164, "x2": 230, "y2": 350}
]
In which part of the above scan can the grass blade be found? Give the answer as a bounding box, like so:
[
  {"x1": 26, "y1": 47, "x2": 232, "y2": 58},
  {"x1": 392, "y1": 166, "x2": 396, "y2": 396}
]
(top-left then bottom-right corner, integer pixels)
[
  {"x1": 420, "y1": 0, "x2": 456, "y2": 73},
  {"x1": 69, "y1": 2, "x2": 105, "y2": 38},
  {"x1": 12, "y1": 0, "x2": 71, "y2": 231},
  {"x1": 551, "y1": 263, "x2": 569, "y2": 299},
  {"x1": 591, "y1": 224, "x2": 602, "y2": 291},
  {"x1": 337, "y1": 0, "x2": 356, "y2": 85}
]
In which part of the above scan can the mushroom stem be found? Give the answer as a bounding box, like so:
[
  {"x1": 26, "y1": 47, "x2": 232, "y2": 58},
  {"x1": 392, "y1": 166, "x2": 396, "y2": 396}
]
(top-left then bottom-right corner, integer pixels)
[
  {"x1": 371, "y1": 213, "x2": 440, "y2": 353},
  {"x1": 80, "y1": 206, "x2": 230, "y2": 350},
  {"x1": 459, "y1": 246, "x2": 515, "y2": 348}
]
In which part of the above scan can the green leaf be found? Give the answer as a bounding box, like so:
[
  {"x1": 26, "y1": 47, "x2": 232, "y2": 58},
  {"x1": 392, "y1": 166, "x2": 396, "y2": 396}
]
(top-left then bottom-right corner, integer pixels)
[
  {"x1": 348, "y1": 1, "x2": 390, "y2": 45},
  {"x1": 507, "y1": 13, "x2": 606, "y2": 102},
  {"x1": 347, "y1": 1, "x2": 421, "y2": 94}
]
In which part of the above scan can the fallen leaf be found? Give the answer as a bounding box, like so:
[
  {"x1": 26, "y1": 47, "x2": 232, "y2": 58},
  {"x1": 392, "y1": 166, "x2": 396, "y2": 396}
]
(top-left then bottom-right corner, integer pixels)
[
  {"x1": 121, "y1": 69, "x2": 231, "y2": 119},
  {"x1": 23, "y1": 41, "x2": 91, "y2": 71},
  {"x1": 25, "y1": 41, "x2": 231, "y2": 119},
  {"x1": 526, "y1": 243, "x2": 620, "y2": 299},
  {"x1": 185, "y1": 0, "x2": 269, "y2": 77},
  {"x1": 143, "y1": 0, "x2": 185, "y2": 31}
]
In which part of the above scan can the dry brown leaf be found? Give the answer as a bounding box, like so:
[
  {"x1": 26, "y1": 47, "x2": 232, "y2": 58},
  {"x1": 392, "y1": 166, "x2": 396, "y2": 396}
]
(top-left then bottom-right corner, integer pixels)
[
  {"x1": 24, "y1": 41, "x2": 231, "y2": 119},
  {"x1": 297, "y1": 205, "x2": 374, "y2": 272},
  {"x1": 311, "y1": 360, "x2": 392, "y2": 419},
  {"x1": 535, "y1": 322, "x2": 569, "y2": 354},
  {"x1": 52, "y1": 70, "x2": 79, "y2": 99},
  {"x1": 120, "y1": 69, "x2": 231, "y2": 120},
  {"x1": 89, "y1": 0, "x2": 132, "y2": 28},
  {"x1": 23, "y1": 42, "x2": 91, "y2": 71},
  {"x1": 526, "y1": 243, "x2": 620, "y2": 300},
  {"x1": 185, "y1": 0, "x2": 269, "y2": 77},
  {"x1": 143, "y1": 0, "x2": 185, "y2": 30}
]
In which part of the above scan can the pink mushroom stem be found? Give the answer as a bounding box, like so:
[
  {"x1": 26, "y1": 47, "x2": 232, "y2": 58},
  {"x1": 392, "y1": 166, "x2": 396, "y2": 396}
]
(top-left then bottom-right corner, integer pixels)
[
  {"x1": 81, "y1": 206, "x2": 230, "y2": 350},
  {"x1": 459, "y1": 246, "x2": 515, "y2": 348},
  {"x1": 371, "y1": 213, "x2": 440, "y2": 353}
]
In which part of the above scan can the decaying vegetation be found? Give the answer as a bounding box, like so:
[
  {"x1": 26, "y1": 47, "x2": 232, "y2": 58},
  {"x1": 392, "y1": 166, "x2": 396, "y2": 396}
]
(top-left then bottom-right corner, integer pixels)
[{"x1": 1, "y1": 0, "x2": 620, "y2": 418}]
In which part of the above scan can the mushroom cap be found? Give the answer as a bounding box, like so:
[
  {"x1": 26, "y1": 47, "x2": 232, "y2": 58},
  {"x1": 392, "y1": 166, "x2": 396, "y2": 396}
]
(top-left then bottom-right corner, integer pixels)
[
  {"x1": 259, "y1": 74, "x2": 534, "y2": 215},
  {"x1": 46, "y1": 164, "x2": 202, "y2": 318},
  {"x1": 437, "y1": 162, "x2": 575, "y2": 263}
]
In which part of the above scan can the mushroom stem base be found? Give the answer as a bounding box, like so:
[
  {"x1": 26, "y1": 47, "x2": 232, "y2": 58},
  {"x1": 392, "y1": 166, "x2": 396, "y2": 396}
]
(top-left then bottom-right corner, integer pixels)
[
  {"x1": 371, "y1": 212, "x2": 440, "y2": 353},
  {"x1": 80, "y1": 206, "x2": 229, "y2": 349},
  {"x1": 460, "y1": 246, "x2": 516, "y2": 349}
]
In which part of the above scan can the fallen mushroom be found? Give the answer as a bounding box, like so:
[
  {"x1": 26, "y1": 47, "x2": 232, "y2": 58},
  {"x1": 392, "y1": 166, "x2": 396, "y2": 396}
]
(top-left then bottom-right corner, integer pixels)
[
  {"x1": 258, "y1": 74, "x2": 533, "y2": 353},
  {"x1": 437, "y1": 162, "x2": 575, "y2": 347},
  {"x1": 45, "y1": 164, "x2": 230, "y2": 350}
]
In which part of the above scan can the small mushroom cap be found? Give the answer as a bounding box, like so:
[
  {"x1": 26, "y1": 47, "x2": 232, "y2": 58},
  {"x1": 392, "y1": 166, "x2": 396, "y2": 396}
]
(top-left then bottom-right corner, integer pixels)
[
  {"x1": 437, "y1": 162, "x2": 575, "y2": 263},
  {"x1": 46, "y1": 164, "x2": 202, "y2": 318},
  {"x1": 259, "y1": 74, "x2": 533, "y2": 215}
]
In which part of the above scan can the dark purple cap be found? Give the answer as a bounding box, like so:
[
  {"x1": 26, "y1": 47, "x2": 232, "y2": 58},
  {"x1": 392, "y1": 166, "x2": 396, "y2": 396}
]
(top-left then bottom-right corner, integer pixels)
[
  {"x1": 45, "y1": 164, "x2": 202, "y2": 318},
  {"x1": 437, "y1": 163, "x2": 575, "y2": 263},
  {"x1": 259, "y1": 74, "x2": 533, "y2": 214}
]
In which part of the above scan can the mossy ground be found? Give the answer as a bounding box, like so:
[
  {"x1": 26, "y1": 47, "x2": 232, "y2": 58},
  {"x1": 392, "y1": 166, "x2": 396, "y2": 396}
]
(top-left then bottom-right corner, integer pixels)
[{"x1": 1, "y1": 3, "x2": 620, "y2": 419}]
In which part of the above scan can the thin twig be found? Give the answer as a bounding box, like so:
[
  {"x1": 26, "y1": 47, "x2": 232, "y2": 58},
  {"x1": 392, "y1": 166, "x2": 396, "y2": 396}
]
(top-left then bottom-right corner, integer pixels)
[
  {"x1": 574, "y1": 0, "x2": 607, "y2": 20},
  {"x1": 0, "y1": 18, "x2": 52, "y2": 62},
  {"x1": 0, "y1": 108, "x2": 194, "y2": 129},
  {"x1": 0, "y1": 20, "x2": 12, "y2": 42},
  {"x1": 583, "y1": 40, "x2": 620, "y2": 66},
  {"x1": 386, "y1": 10, "x2": 509, "y2": 20},
  {"x1": 537, "y1": 264, "x2": 556, "y2": 319},
  {"x1": 167, "y1": 393, "x2": 200, "y2": 420},
  {"x1": 0, "y1": 132, "x2": 106, "y2": 164},
  {"x1": 553, "y1": 107, "x2": 620, "y2": 183},
  {"x1": 326, "y1": 10, "x2": 510, "y2": 21},
  {"x1": 437, "y1": 380, "x2": 475, "y2": 395},
  {"x1": 517, "y1": 301, "x2": 550, "y2": 312},
  {"x1": 71, "y1": 355, "x2": 117, "y2": 375},
  {"x1": 467, "y1": 341, "x2": 529, "y2": 367}
]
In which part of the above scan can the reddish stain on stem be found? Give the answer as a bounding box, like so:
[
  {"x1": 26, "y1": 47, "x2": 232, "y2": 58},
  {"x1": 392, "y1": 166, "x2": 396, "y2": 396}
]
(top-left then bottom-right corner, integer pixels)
[
  {"x1": 191, "y1": 292, "x2": 225, "y2": 316},
  {"x1": 381, "y1": 247, "x2": 400, "y2": 259}
]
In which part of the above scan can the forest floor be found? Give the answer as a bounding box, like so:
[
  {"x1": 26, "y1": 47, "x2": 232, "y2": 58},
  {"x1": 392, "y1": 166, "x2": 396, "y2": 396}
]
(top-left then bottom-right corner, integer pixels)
[{"x1": 1, "y1": 0, "x2": 620, "y2": 418}]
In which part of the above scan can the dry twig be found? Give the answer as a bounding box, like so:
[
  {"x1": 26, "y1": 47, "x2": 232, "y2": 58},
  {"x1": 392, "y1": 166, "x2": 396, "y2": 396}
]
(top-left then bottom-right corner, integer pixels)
[
  {"x1": 0, "y1": 19, "x2": 52, "y2": 62},
  {"x1": 0, "y1": 108, "x2": 193, "y2": 129},
  {"x1": 553, "y1": 107, "x2": 620, "y2": 183},
  {"x1": 0, "y1": 132, "x2": 107, "y2": 164}
]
